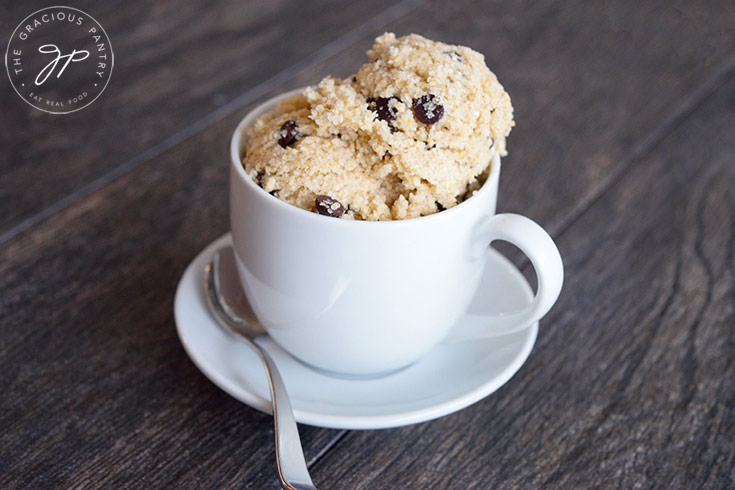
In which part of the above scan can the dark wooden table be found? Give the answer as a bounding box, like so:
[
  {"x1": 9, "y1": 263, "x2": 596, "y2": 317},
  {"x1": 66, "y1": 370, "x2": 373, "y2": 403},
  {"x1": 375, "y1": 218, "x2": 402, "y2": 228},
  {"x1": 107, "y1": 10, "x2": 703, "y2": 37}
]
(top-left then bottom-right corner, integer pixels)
[{"x1": 2, "y1": 0, "x2": 734, "y2": 488}]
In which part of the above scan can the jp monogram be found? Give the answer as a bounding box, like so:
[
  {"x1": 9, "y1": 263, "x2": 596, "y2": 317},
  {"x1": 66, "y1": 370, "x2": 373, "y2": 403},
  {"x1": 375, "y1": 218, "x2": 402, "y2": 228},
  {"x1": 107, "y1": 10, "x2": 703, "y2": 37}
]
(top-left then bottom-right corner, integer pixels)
[{"x1": 5, "y1": 6, "x2": 113, "y2": 114}]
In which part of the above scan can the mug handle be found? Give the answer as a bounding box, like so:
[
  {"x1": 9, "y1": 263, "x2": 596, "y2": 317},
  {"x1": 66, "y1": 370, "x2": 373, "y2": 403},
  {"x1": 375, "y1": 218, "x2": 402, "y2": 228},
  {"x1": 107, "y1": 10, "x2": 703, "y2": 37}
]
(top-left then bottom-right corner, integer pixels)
[{"x1": 450, "y1": 213, "x2": 564, "y2": 340}]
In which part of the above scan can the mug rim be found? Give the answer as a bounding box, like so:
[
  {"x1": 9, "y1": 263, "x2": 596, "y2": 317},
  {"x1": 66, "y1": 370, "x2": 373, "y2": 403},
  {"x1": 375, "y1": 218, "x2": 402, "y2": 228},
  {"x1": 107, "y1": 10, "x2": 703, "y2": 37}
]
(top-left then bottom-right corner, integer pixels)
[{"x1": 230, "y1": 87, "x2": 501, "y2": 227}]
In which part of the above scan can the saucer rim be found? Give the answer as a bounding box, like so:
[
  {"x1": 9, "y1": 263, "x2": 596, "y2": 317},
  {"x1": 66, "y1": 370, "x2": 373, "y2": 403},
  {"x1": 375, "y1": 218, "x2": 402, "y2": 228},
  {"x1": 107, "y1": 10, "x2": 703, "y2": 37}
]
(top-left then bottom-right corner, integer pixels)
[{"x1": 174, "y1": 233, "x2": 538, "y2": 429}]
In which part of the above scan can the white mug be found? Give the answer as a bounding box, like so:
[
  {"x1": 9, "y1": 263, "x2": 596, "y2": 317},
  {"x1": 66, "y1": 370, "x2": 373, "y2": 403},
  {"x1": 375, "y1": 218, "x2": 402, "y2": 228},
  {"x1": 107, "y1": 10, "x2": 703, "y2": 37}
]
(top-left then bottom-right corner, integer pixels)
[{"x1": 230, "y1": 89, "x2": 563, "y2": 376}]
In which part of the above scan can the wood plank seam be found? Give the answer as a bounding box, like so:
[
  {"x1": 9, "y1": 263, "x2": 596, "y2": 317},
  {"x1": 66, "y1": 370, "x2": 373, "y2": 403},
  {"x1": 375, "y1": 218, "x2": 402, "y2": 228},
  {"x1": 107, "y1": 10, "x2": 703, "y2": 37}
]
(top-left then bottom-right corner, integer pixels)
[
  {"x1": 0, "y1": 0, "x2": 423, "y2": 247},
  {"x1": 546, "y1": 58, "x2": 735, "y2": 243},
  {"x1": 306, "y1": 430, "x2": 348, "y2": 468},
  {"x1": 505, "y1": 58, "x2": 735, "y2": 275},
  {"x1": 538, "y1": 138, "x2": 735, "y2": 488}
]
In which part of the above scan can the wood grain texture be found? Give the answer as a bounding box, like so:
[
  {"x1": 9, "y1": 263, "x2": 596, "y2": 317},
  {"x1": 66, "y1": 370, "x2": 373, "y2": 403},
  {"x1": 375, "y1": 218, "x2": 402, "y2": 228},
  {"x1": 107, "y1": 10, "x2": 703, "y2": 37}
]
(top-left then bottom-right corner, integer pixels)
[
  {"x1": 256, "y1": 0, "x2": 735, "y2": 267},
  {"x1": 0, "y1": 105, "x2": 342, "y2": 489},
  {"x1": 416, "y1": 0, "x2": 735, "y2": 228},
  {"x1": 308, "y1": 71, "x2": 735, "y2": 490},
  {"x1": 2, "y1": 0, "x2": 735, "y2": 488},
  {"x1": 0, "y1": 0, "x2": 408, "y2": 237}
]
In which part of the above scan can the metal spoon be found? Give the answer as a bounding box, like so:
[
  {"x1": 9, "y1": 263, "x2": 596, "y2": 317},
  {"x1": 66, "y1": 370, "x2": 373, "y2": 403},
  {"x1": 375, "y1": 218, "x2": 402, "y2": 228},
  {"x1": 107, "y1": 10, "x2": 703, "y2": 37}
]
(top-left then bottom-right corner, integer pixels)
[{"x1": 204, "y1": 246, "x2": 317, "y2": 490}]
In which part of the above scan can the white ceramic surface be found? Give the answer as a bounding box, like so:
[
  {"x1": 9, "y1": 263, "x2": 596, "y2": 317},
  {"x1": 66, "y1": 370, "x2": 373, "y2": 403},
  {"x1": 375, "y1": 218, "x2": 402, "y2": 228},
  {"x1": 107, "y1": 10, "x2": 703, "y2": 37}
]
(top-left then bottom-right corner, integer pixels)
[
  {"x1": 229, "y1": 90, "x2": 562, "y2": 376},
  {"x1": 174, "y1": 234, "x2": 538, "y2": 430}
]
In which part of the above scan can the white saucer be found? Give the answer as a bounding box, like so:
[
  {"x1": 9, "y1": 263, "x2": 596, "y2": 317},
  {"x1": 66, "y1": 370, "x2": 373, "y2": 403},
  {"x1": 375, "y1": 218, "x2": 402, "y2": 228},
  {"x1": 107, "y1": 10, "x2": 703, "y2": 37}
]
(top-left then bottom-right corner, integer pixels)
[{"x1": 174, "y1": 234, "x2": 537, "y2": 430}]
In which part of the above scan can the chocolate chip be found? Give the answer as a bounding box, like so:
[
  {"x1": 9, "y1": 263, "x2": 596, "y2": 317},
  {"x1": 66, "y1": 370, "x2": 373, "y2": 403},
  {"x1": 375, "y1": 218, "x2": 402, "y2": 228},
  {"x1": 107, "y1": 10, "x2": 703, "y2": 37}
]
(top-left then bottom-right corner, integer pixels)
[
  {"x1": 436, "y1": 202, "x2": 446, "y2": 212},
  {"x1": 367, "y1": 96, "x2": 400, "y2": 122},
  {"x1": 256, "y1": 171, "x2": 265, "y2": 187},
  {"x1": 352, "y1": 76, "x2": 357, "y2": 83},
  {"x1": 413, "y1": 94, "x2": 444, "y2": 125},
  {"x1": 278, "y1": 120, "x2": 300, "y2": 148},
  {"x1": 315, "y1": 195, "x2": 345, "y2": 218}
]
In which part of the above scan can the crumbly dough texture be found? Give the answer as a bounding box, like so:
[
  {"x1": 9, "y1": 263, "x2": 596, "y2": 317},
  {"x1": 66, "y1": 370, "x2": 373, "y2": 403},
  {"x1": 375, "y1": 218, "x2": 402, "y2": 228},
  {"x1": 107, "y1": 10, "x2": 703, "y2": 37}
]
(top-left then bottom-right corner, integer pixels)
[{"x1": 243, "y1": 33, "x2": 514, "y2": 220}]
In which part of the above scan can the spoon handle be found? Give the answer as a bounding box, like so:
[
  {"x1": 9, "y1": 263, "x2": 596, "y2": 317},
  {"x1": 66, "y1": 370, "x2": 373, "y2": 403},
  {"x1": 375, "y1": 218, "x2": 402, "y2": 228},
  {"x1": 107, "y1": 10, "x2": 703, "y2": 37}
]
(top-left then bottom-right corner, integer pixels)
[{"x1": 253, "y1": 340, "x2": 317, "y2": 490}]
